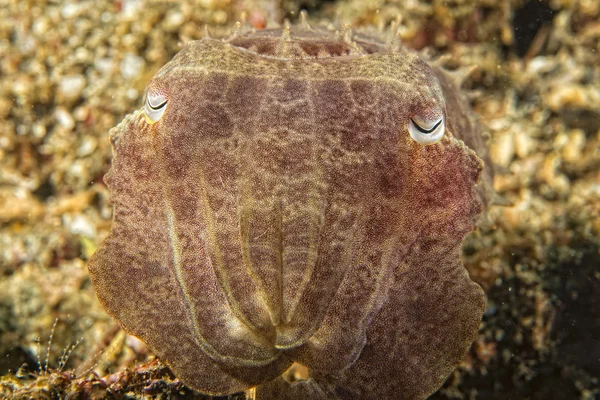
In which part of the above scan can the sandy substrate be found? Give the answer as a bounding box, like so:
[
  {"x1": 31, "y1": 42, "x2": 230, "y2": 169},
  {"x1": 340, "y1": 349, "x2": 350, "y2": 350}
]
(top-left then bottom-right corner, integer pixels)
[{"x1": 0, "y1": 0, "x2": 598, "y2": 398}]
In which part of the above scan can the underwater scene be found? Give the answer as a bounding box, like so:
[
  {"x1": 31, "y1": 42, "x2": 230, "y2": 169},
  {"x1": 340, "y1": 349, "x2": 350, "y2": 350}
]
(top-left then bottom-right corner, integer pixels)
[{"x1": 0, "y1": 0, "x2": 598, "y2": 399}]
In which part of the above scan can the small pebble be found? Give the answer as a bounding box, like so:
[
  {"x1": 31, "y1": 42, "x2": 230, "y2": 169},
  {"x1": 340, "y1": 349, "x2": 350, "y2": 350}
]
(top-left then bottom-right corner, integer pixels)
[
  {"x1": 120, "y1": 53, "x2": 145, "y2": 80},
  {"x1": 77, "y1": 137, "x2": 97, "y2": 157},
  {"x1": 490, "y1": 131, "x2": 515, "y2": 168},
  {"x1": 58, "y1": 74, "x2": 86, "y2": 101},
  {"x1": 55, "y1": 107, "x2": 75, "y2": 130},
  {"x1": 69, "y1": 214, "x2": 96, "y2": 238}
]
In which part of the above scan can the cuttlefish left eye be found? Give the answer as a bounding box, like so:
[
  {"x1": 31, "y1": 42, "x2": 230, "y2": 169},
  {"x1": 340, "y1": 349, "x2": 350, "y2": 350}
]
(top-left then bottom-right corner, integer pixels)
[
  {"x1": 408, "y1": 115, "x2": 445, "y2": 145},
  {"x1": 144, "y1": 91, "x2": 168, "y2": 124}
]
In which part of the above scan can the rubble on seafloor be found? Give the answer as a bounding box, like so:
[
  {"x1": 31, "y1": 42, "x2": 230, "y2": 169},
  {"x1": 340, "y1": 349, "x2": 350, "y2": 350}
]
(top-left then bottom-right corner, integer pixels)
[{"x1": 0, "y1": 0, "x2": 598, "y2": 398}]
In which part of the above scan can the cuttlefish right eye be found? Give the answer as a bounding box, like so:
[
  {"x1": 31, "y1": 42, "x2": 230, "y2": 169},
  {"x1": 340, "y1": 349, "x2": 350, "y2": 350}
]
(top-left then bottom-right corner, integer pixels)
[{"x1": 144, "y1": 90, "x2": 168, "y2": 124}]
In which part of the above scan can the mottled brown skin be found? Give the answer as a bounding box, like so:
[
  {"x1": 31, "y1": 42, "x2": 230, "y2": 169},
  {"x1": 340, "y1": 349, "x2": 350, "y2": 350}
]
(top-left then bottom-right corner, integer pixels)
[{"x1": 88, "y1": 25, "x2": 486, "y2": 399}]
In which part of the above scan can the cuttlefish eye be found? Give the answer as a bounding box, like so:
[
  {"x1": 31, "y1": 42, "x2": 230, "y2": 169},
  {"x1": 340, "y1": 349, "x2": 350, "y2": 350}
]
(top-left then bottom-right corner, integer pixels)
[
  {"x1": 144, "y1": 91, "x2": 168, "y2": 124},
  {"x1": 408, "y1": 115, "x2": 445, "y2": 145}
]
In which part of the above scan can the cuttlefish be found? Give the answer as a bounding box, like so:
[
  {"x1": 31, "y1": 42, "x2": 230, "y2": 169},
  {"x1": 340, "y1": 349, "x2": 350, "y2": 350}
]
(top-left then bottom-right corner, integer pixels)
[{"x1": 89, "y1": 21, "x2": 489, "y2": 399}]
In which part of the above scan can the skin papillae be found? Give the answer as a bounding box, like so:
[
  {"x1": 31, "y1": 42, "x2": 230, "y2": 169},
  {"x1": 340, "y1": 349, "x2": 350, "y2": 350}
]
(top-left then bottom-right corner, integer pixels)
[{"x1": 88, "y1": 24, "x2": 487, "y2": 400}]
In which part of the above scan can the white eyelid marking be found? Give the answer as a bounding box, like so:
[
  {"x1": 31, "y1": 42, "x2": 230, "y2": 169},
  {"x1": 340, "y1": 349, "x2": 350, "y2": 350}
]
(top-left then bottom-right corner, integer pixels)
[
  {"x1": 408, "y1": 115, "x2": 445, "y2": 145},
  {"x1": 144, "y1": 91, "x2": 168, "y2": 124}
]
